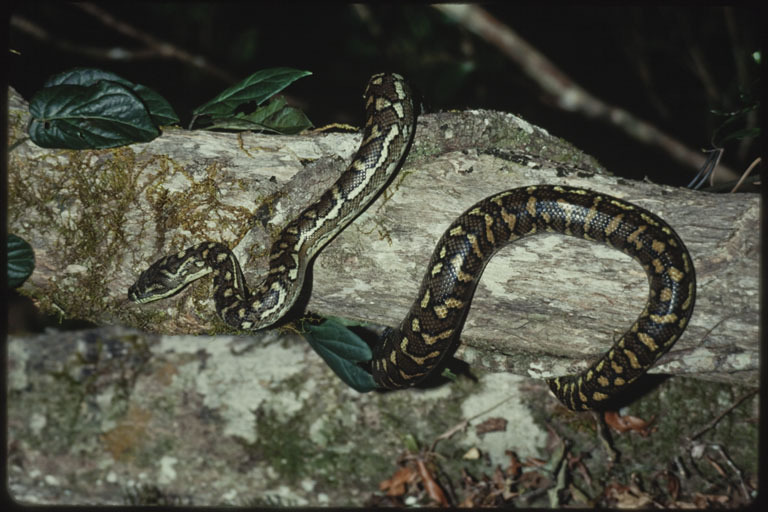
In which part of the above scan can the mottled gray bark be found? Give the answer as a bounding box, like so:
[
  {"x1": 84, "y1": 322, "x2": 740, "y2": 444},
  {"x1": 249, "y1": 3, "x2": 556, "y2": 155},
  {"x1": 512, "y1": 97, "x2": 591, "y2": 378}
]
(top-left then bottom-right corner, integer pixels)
[
  {"x1": 7, "y1": 85, "x2": 759, "y2": 506},
  {"x1": 8, "y1": 86, "x2": 758, "y2": 386},
  {"x1": 7, "y1": 326, "x2": 759, "y2": 505}
]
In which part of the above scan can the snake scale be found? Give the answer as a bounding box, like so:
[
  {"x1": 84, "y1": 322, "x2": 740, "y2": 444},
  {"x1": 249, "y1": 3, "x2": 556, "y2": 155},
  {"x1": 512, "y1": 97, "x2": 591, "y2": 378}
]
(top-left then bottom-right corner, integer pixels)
[{"x1": 129, "y1": 72, "x2": 696, "y2": 411}]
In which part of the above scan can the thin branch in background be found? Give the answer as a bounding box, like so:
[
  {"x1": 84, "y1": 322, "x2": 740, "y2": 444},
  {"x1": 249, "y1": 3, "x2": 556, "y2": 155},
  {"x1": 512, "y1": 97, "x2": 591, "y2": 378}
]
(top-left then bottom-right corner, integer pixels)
[
  {"x1": 10, "y1": 3, "x2": 236, "y2": 84},
  {"x1": 674, "y1": 9, "x2": 722, "y2": 106},
  {"x1": 10, "y1": 14, "x2": 153, "y2": 61},
  {"x1": 351, "y1": 4, "x2": 383, "y2": 38},
  {"x1": 621, "y1": 16, "x2": 670, "y2": 121},
  {"x1": 687, "y1": 43, "x2": 720, "y2": 104},
  {"x1": 688, "y1": 388, "x2": 758, "y2": 442},
  {"x1": 730, "y1": 157, "x2": 761, "y2": 193},
  {"x1": 433, "y1": 4, "x2": 739, "y2": 183},
  {"x1": 71, "y1": 2, "x2": 236, "y2": 83}
]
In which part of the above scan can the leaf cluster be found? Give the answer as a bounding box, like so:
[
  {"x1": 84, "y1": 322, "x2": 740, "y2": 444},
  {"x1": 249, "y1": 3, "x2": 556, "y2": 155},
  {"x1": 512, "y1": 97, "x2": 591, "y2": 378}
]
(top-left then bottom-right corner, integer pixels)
[
  {"x1": 27, "y1": 66, "x2": 313, "y2": 149},
  {"x1": 28, "y1": 68, "x2": 178, "y2": 149},
  {"x1": 191, "y1": 68, "x2": 313, "y2": 133}
]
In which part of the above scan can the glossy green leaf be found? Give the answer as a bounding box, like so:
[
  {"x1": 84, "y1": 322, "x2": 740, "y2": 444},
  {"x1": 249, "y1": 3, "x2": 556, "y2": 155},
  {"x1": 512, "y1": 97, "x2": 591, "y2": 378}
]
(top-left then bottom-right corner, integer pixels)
[
  {"x1": 193, "y1": 68, "x2": 312, "y2": 119},
  {"x1": 258, "y1": 105, "x2": 313, "y2": 134},
  {"x1": 207, "y1": 96, "x2": 288, "y2": 132},
  {"x1": 44, "y1": 67, "x2": 130, "y2": 87},
  {"x1": 29, "y1": 81, "x2": 159, "y2": 149},
  {"x1": 303, "y1": 317, "x2": 376, "y2": 392},
  {"x1": 132, "y1": 84, "x2": 181, "y2": 126},
  {"x1": 207, "y1": 97, "x2": 313, "y2": 134},
  {"x1": 8, "y1": 234, "x2": 35, "y2": 288},
  {"x1": 243, "y1": 96, "x2": 289, "y2": 123},
  {"x1": 44, "y1": 68, "x2": 179, "y2": 126}
]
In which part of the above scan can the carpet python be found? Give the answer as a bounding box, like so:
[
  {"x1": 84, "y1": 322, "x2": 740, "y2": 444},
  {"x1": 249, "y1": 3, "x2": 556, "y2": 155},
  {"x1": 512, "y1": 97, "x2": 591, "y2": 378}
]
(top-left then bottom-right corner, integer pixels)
[{"x1": 129, "y1": 72, "x2": 696, "y2": 411}]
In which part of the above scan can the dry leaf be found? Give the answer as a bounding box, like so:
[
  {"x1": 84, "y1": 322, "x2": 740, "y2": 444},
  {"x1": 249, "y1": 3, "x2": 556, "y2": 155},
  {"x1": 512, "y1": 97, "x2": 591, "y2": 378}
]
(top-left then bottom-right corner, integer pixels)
[
  {"x1": 704, "y1": 454, "x2": 727, "y2": 477},
  {"x1": 416, "y1": 459, "x2": 451, "y2": 506},
  {"x1": 693, "y1": 492, "x2": 730, "y2": 507},
  {"x1": 604, "y1": 411, "x2": 655, "y2": 436},
  {"x1": 475, "y1": 416, "x2": 508, "y2": 437},
  {"x1": 605, "y1": 482, "x2": 654, "y2": 508},
  {"x1": 379, "y1": 466, "x2": 415, "y2": 496},
  {"x1": 665, "y1": 471, "x2": 680, "y2": 500},
  {"x1": 504, "y1": 450, "x2": 522, "y2": 479}
]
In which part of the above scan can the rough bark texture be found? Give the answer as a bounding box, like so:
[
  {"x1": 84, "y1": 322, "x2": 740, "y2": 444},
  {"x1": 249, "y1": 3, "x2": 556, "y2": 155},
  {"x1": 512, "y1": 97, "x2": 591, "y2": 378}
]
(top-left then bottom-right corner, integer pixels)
[
  {"x1": 7, "y1": 85, "x2": 759, "y2": 506},
  {"x1": 7, "y1": 326, "x2": 759, "y2": 506},
  {"x1": 8, "y1": 86, "x2": 758, "y2": 386}
]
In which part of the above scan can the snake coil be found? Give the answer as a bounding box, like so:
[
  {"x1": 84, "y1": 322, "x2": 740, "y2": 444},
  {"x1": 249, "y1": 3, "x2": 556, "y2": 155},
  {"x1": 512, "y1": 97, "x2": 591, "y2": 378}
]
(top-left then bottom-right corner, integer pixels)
[{"x1": 129, "y1": 72, "x2": 696, "y2": 410}]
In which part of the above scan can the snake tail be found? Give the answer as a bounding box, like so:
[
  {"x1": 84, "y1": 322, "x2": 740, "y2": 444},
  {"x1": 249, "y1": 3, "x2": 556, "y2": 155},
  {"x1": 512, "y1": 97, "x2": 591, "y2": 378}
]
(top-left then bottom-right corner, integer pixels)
[{"x1": 370, "y1": 185, "x2": 695, "y2": 411}]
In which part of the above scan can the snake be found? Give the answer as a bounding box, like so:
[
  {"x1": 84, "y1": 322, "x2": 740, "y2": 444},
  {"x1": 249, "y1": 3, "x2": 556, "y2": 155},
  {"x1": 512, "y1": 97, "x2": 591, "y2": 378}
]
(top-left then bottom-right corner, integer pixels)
[{"x1": 129, "y1": 72, "x2": 696, "y2": 411}]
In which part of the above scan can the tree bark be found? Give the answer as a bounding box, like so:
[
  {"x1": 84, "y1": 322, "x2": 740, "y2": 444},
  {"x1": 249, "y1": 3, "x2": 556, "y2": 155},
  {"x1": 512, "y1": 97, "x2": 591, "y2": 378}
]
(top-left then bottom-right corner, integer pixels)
[{"x1": 8, "y1": 86, "x2": 759, "y2": 386}]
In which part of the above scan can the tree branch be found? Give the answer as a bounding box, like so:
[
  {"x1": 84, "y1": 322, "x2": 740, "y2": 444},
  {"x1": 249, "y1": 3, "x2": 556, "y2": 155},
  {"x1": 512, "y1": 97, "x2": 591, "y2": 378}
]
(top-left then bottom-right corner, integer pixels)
[
  {"x1": 433, "y1": 4, "x2": 739, "y2": 183},
  {"x1": 10, "y1": 4, "x2": 236, "y2": 83}
]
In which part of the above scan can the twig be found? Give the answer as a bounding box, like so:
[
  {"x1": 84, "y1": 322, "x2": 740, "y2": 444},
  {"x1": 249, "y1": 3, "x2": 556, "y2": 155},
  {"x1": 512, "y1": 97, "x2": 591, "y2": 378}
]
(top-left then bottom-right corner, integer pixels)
[
  {"x1": 730, "y1": 157, "x2": 761, "y2": 193},
  {"x1": 696, "y1": 318, "x2": 726, "y2": 345},
  {"x1": 710, "y1": 444, "x2": 751, "y2": 501},
  {"x1": 430, "y1": 394, "x2": 516, "y2": 452},
  {"x1": 72, "y1": 2, "x2": 235, "y2": 82},
  {"x1": 11, "y1": 14, "x2": 158, "y2": 61},
  {"x1": 433, "y1": 4, "x2": 738, "y2": 182},
  {"x1": 688, "y1": 388, "x2": 757, "y2": 441}
]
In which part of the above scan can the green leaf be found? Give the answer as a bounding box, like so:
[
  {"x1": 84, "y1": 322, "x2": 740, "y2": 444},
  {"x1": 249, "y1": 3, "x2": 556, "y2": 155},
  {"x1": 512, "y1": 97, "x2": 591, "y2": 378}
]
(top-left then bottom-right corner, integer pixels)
[
  {"x1": 193, "y1": 68, "x2": 312, "y2": 119},
  {"x1": 207, "y1": 97, "x2": 313, "y2": 134},
  {"x1": 44, "y1": 67, "x2": 130, "y2": 88},
  {"x1": 717, "y1": 126, "x2": 761, "y2": 145},
  {"x1": 258, "y1": 105, "x2": 313, "y2": 134},
  {"x1": 133, "y1": 84, "x2": 181, "y2": 126},
  {"x1": 306, "y1": 318, "x2": 373, "y2": 362},
  {"x1": 243, "y1": 96, "x2": 288, "y2": 124},
  {"x1": 710, "y1": 102, "x2": 760, "y2": 146},
  {"x1": 303, "y1": 317, "x2": 376, "y2": 392},
  {"x1": 8, "y1": 234, "x2": 35, "y2": 288},
  {"x1": 402, "y1": 434, "x2": 420, "y2": 453},
  {"x1": 44, "y1": 68, "x2": 179, "y2": 126},
  {"x1": 29, "y1": 81, "x2": 160, "y2": 149},
  {"x1": 207, "y1": 96, "x2": 289, "y2": 132},
  {"x1": 440, "y1": 368, "x2": 458, "y2": 382}
]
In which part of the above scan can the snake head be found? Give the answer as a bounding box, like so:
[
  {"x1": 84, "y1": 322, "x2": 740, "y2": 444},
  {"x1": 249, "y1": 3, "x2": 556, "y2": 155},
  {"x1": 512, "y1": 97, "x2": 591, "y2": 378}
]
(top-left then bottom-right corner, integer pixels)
[{"x1": 128, "y1": 254, "x2": 212, "y2": 304}]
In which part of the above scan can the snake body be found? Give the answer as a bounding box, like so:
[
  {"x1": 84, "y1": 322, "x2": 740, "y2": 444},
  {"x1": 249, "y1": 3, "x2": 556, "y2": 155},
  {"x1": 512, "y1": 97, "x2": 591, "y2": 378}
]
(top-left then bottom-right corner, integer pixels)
[
  {"x1": 129, "y1": 72, "x2": 696, "y2": 411},
  {"x1": 129, "y1": 73, "x2": 415, "y2": 329}
]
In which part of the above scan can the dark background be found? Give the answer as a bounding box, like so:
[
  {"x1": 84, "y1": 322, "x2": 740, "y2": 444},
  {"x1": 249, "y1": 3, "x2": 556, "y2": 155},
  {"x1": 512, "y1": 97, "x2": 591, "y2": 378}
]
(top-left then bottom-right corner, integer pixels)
[{"x1": 7, "y1": 3, "x2": 761, "y2": 187}]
